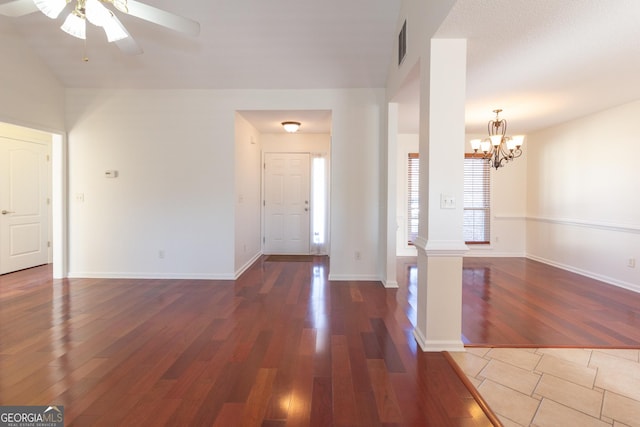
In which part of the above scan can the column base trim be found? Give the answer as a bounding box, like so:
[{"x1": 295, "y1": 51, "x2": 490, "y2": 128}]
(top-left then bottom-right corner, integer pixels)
[
  {"x1": 413, "y1": 237, "x2": 468, "y2": 257},
  {"x1": 383, "y1": 280, "x2": 399, "y2": 289},
  {"x1": 413, "y1": 328, "x2": 465, "y2": 352}
]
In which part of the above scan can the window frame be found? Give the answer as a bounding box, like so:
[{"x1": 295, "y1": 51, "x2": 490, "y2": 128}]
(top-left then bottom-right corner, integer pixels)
[
  {"x1": 407, "y1": 152, "x2": 420, "y2": 245},
  {"x1": 405, "y1": 152, "x2": 491, "y2": 245},
  {"x1": 463, "y1": 153, "x2": 491, "y2": 245}
]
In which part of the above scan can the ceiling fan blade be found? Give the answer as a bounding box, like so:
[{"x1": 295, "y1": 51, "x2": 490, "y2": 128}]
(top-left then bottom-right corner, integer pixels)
[
  {"x1": 124, "y1": 0, "x2": 200, "y2": 37},
  {"x1": 110, "y1": 13, "x2": 143, "y2": 55},
  {"x1": 0, "y1": 0, "x2": 39, "y2": 17}
]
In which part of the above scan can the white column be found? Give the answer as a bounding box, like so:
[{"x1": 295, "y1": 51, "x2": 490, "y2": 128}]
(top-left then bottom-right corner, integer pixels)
[
  {"x1": 52, "y1": 133, "x2": 67, "y2": 279},
  {"x1": 413, "y1": 38, "x2": 467, "y2": 352},
  {"x1": 385, "y1": 102, "x2": 399, "y2": 288}
]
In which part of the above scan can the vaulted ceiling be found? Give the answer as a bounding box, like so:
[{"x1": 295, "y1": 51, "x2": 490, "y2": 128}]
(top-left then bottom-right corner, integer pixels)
[
  {"x1": 0, "y1": 0, "x2": 400, "y2": 90},
  {"x1": 2, "y1": 0, "x2": 639, "y2": 135}
]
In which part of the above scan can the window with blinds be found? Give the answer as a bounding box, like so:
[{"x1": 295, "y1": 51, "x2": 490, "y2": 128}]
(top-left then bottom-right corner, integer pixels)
[
  {"x1": 464, "y1": 154, "x2": 490, "y2": 244},
  {"x1": 407, "y1": 153, "x2": 490, "y2": 245},
  {"x1": 407, "y1": 153, "x2": 420, "y2": 244}
]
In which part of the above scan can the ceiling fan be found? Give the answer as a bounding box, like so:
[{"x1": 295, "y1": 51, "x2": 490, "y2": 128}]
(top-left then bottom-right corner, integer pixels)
[{"x1": 0, "y1": 0, "x2": 200, "y2": 55}]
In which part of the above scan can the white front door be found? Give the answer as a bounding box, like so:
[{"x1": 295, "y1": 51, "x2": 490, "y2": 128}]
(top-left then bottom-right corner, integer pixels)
[
  {"x1": 0, "y1": 138, "x2": 50, "y2": 274},
  {"x1": 263, "y1": 153, "x2": 310, "y2": 254}
]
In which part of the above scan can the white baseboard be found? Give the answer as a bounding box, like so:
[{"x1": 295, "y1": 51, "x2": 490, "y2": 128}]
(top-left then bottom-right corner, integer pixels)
[
  {"x1": 465, "y1": 251, "x2": 526, "y2": 257},
  {"x1": 383, "y1": 280, "x2": 399, "y2": 289},
  {"x1": 234, "y1": 252, "x2": 263, "y2": 279},
  {"x1": 526, "y1": 254, "x2": 640, "y2": 294},
  {"x1": 327, "y1": 274, "x2": 382, "y2": 282},
  {"x1": 66, "y1": 271, "x2": 235, "y2": 280}
]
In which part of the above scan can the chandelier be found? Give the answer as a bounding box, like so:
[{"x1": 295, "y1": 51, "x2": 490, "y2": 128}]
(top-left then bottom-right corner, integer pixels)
[{"x1": 470, "y1": 109, "x2": 524, "y2": 170}]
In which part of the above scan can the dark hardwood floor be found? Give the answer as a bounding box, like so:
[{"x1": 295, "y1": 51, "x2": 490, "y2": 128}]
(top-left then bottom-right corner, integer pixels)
[
  {"x1": 460, "y1": 257, "x2": 640, "y2": 347},
  {"x1": 1, "y1": 256, "x2": 639, "y2": 426}
]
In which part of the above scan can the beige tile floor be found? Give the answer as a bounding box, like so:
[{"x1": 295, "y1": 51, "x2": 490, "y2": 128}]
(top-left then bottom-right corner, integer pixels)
[{"x1": 450, "y1": 348, "x2": 640, "y2": 427}]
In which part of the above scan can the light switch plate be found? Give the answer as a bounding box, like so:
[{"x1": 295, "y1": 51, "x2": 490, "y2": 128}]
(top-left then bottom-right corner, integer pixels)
[{"x1": 440, "y1": 194, "x2": 456, "y2": 209}]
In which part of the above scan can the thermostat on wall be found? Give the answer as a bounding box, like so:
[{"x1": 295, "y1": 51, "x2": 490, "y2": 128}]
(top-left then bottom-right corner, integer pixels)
[{"x1": 105, "y1": 170, "x2": 119, "y2": 178}]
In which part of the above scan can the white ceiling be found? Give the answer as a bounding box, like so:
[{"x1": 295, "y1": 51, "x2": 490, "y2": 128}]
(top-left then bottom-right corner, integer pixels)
[
  {"x1": 2, "y1": 0, "x2": 640, "y2": 135},
  {"x1": 437, "y1": 0, "x2": 640, "y2": 134},
  {"x1": 1, "y1": 0, "x2": 400, "y2": 90}
]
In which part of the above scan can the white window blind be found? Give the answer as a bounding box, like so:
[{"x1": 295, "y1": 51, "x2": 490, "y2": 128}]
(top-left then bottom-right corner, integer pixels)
[
  {"x1": 407, "y1": 153, "x2": 419, "y2": 244},
  {"x1": 464, "y1": 154, "x2": 490, "y2": 244}
]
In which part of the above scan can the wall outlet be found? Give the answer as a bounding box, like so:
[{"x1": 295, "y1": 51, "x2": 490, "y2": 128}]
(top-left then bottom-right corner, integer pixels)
[
  {"x1": 628, "y1": 258, "x2": 636, "y2": 268},
  {"x1": 158, "y1": 250, "x2": 165, "y2": 259},
  {"x1": 355, "y1": 251, "x2": 361, "y2": 261}
]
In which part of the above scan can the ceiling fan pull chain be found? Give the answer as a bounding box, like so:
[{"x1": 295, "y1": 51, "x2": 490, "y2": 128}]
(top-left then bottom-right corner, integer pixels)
[{"x1": 83, "y1": 36, "x2": 89, "y2": 62}]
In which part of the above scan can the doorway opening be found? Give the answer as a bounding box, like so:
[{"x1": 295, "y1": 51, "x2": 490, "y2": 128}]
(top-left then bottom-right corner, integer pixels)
[
  {"x1": 235, "y1": 110, "x2": 331, "y2": 264},
  {"x1": 0, "y1": 121, "x2": 65, "y2": 278}
]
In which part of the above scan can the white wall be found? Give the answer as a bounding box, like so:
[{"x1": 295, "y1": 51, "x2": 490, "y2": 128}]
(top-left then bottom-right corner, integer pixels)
[
  {"x1": 385, "y1": 0, "x2": 456, "y2": 98},
  {"x1": 0, "y1": 22, "x2": 64, "y2": 131},
  {"x1": 0, "y1": 23, "x2": 66, "y2": 277},
  {"x1": 261, "y1": 133, "x2": 330, "y2": 154},
  {"x1": 328, "y1": 91, "x2": 386, "y2": 280},
  {"x1": 526, "y1": 100, "x2": 640, "y2": 291},
  {"x1": 234, "y1": 113, "x2": 262, "y2": 276},
  {"x1": 65, "y1": 88, "x2": 385, "y2": 280},
  {"x1": 66, "y1": 89, "x2": 235, "y2": 278}
]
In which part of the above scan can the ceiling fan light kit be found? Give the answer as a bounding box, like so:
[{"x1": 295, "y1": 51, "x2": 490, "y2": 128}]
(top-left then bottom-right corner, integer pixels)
[
  {"x1": 33, "y1": 0, "x2": 66, "y2": 18},
  {"x1": 60, "y1": 9, "x2": 85, "y2": 39},
  {"x1": 85, "y1": 0, "x2": 111, "y2": 26},
  {"x1": 0, "y1": 0, "x2": 200, "y2": 57}
]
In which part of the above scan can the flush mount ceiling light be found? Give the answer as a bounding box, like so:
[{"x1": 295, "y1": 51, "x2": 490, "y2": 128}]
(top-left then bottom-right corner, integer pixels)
[
  {"x1": 282, "y1": 121, "x2": 301, "y2": 133},
  {"x1": 470, "y1": 109, "x2": 525, "y2": 170},
  {"x1": 0, "y1": 0, "x2": 200, "y2": 57}
]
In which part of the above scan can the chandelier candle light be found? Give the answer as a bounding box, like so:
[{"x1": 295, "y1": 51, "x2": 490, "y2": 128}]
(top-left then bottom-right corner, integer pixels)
[{"x1": 470, "y1": 109, "x2": 525, "y2": 170}]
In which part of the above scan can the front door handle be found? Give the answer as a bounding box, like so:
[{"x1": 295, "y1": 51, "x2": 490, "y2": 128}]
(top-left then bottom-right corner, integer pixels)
[{"x1": 1, "y1": 210, "x2": 15, "y2": 215}]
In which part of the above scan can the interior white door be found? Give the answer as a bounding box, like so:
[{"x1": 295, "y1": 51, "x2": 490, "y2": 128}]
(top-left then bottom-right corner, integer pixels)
[
  {"x1": 0, "y1": 138, "x2": 49, "y2": 274},
  {"x1": 263, "y1": 153, "x2": 310, "y2": 254}
]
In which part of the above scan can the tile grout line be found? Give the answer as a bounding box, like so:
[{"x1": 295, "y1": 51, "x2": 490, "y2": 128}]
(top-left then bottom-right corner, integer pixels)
[{"x1": 456, "y1": 347, "x2": 640, "y2": 427}]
